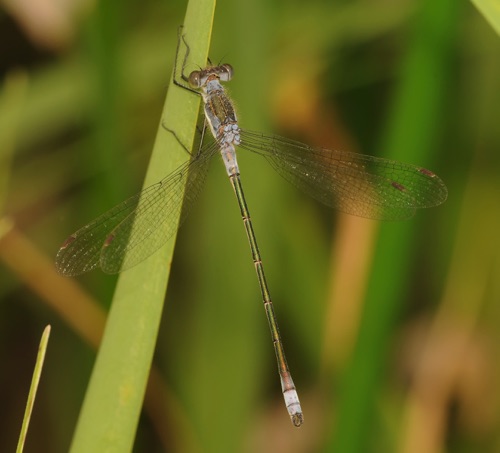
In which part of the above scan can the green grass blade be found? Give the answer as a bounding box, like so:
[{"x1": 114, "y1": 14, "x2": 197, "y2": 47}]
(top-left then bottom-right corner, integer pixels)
[
  {"x1": 330, "y1": 0, "x2": 459, "y2": 451},
  {"x1": 68, "y1": 1, "x2": 216, "y2": 452},
  {"x1": 16, "y1": 325, "x2": 51, "y2": 453},
  {"x1": 471, "y1": 0, "x2": 500, "y2": 36}
]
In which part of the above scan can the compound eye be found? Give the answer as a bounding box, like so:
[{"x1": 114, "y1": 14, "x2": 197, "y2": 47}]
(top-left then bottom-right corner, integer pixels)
[
  {"x1": 219, "y1": 64, "x2": 233, "y2": 82},
  {"x1": 188, "y1": 71, "x2": 201, "y2": 88}
]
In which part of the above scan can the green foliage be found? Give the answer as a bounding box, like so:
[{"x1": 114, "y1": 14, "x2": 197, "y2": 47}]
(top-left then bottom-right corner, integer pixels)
[
  {"x1": 472, "y1": 0, "x2": 500, "y2": 35},
  {"x1": 1, "y1": 0, "x2": 499, "y2": 452},
  {"x1": 68, "y1": 1, "x2": 215, "y2": 452}
]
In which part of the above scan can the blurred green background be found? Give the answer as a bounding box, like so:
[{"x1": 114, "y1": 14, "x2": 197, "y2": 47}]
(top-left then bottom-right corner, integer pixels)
[{"x1": 1, "y1": 0, "x2": 499, "y2": 452}]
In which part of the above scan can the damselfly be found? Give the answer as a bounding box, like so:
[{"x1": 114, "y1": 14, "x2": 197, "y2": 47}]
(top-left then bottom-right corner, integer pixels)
[{"x1": 55, "y1": 28, "x2": 447, "y2": 427}]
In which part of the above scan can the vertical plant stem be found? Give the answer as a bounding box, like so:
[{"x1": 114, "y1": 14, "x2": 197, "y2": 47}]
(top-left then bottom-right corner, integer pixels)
[
  {"x1": 330, "y1": 0, "x2": 460, "y2": 451},
  {"x1": 69, "y1": 1, "x2": 216, "y2": 452}
]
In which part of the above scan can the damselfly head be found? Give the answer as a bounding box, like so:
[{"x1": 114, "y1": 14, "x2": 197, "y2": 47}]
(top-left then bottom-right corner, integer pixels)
[
  {"x1": 218, "y1": 64, "x2": 233, "y2": 81},
  {"x1": 188, "y1": 64, "x2": 234, "y2": 88}
]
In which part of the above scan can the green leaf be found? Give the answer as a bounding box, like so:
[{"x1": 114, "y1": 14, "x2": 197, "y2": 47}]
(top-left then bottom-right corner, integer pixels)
[
  {"x1": 16, "y1": 326, "x2": 51, "y2": 453},
  {"x1": 330, "y1": 0, "x2": 459, "y2": 451},
  {"x1": 471, "y1": 0, "x2": 500, "y2": 36},
  {"x1": 68, "y1": 1, "x2": 216, "y2": 452}
]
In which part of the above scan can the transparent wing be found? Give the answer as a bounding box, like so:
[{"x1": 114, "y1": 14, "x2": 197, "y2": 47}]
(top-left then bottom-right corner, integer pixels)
[
  {"x1": 239, "y1": 130, "x2": 448, "y2": 221},
  {"x1": 55, "y1": 141, "x2": 219, "y2": 276}
]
